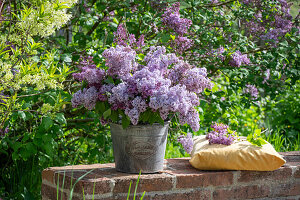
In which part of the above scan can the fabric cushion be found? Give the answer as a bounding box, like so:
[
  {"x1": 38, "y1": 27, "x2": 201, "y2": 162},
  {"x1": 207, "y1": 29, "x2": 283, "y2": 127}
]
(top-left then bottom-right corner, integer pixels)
[{"x1": 189, "y1": 135, "x2": 285, "y2": 171}]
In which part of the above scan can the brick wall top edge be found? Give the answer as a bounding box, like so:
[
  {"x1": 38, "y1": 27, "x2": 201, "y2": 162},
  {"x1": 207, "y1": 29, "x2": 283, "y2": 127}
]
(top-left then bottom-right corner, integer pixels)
[{"x1": 42, "y1": 152, "x2": 299, "y2": 183}]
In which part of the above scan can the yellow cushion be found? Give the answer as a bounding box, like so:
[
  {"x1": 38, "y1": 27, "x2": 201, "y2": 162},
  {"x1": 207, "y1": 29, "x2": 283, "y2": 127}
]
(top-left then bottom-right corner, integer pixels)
[{"x1": 189, "y1": 135, "x2": 286, "y2": 171}]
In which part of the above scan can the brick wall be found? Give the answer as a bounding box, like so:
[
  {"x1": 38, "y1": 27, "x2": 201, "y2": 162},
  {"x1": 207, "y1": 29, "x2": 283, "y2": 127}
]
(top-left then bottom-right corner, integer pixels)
[{"x1": 42, "y1": 151, "x2": 300, "y2": 200}]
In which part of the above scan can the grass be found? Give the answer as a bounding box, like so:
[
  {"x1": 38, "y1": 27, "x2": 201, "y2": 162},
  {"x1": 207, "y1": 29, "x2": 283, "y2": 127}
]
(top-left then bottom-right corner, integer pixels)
[{"x1": 54, "y1": 169, "x2": 145, "y2": 200}]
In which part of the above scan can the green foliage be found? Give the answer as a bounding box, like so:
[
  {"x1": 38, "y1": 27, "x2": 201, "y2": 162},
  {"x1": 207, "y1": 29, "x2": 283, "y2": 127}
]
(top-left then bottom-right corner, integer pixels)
[{"x1": 247, "y1": 129, "x2": 267, "y2": 147}]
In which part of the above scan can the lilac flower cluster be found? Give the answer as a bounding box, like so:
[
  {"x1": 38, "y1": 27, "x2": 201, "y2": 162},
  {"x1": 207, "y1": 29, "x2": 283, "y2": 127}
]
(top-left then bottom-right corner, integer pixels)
[
  {"x1": 206, "y1": 122, "x2": 235, "y2": 145},
  {"x1": 73, "y1": 56, "x2": 106, "y2": 86},
  {"x1": 113, "y1": 23, "x2": 127, "y2": 46},
  {"x1": 144, "y1": 46, "x2": 178, "y2": 74},
  {"x1": 228, "y1": 51, "x2": 250, "y2": 67},
  {"x1": 261, "y1": 15, "x2": 293, "y2": 43},
  {"x1": 243, "y1": 84, "x2": 259, "y2": 99},
  {"x1": 161, "y1": 2, "x2": 192, "y2": 35},
  {"x1": 172, "y1": 36, "x2": 194, "y2": 54},
  {"x1": 242, "y1": 0, "x2": 294, "y2": 44},
  {"x1": 71, "y1": 87, "x2": 99, "y2": 110},
  {"x1": 113, "y1": 23, "x2": 145, "y2": 49},
  {"x1": 168, "y1": 61, "x2": 213, "y2": 94},
  {"x1": 178, "y1": 132, "x2": 194, "y2": 154},
  {"x1": 71, "y1": 45, "x2": 212, "y2": 131},
  {"x1": 102, "y1": 45, "x2": 136, "y2": 79}
]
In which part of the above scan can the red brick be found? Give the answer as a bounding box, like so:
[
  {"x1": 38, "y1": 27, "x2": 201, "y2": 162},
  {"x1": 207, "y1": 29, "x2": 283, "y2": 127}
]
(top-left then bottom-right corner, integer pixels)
[
  {"x1": 213, "y1": 185, "x2": 270, "y2": 200},
  {"x1": 113, "y1": 173, "x2": 174, "y2": 194},
  {"x1": 238, "y1": 167, "x2": 293, "y2": 183},
  {"x1": 280, "y1": 152, "x2": 300, "y2": 162},
  {"x1": 42, "y1": 168, "x2": 56, "y2": 184},
  {"x1": 41, "y1": 183, "x2": 68, "y2": 200},
  {"x1": 54, "y1": 170, "x2": 112, "y2": 195},
  {"x1": 140, "y1": 189, "x2": 211, "y2": 200},
  {"x1": 174, "y1": 171, "x2": 234, "y2": 188},
  {"x1": 294, "y1": 166, "x2": 300, "y2": 178},
  {"x1": 164, "y1": 158, "x2": 192, "y2": 170},
  {"x1": 270, "y1": 182, "x2": 300, "y2": 197}
]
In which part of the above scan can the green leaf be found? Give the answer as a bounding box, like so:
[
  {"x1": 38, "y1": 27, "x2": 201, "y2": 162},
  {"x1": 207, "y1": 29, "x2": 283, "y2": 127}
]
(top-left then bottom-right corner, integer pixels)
[
  {"x1": 122, "y1": 116, "x2": 131, "y2": 129},
  {"x1": 18, "y1": 111, "x2": 26, "y2": 120},
  {"x1": 12, "y1": 152, "x2": 19, "y2": 161},
  {"x1": 95, "y1": 101, "x2": 106, "y2": 115},
  {"x1": 247, "y1": 129, "x2": 267, "y2": 147},
  {"x1": 42, "y1": 117, "x2": 53, "y2": 130},
  {"x1": 180, "y1": 1, "x2": 192, "y2": 9},
  {"x1": 55, "y1": 113, "x2": 66, "y2": 124},
  {"x1": 104, "y1": 76, "x2": 114, "y2": 84},
  {"x1": 103, "y1": 109, "x2": 111, "y2": 119},
  {"x1": 161, "y1": 34, "x2": 170, "y2": 43},
  {"x1": 254, "y1": 129, "x2": 261, "y2": 137},
  {"x1": 110, "y1": 110, "x2": 119, "y2": 122}
]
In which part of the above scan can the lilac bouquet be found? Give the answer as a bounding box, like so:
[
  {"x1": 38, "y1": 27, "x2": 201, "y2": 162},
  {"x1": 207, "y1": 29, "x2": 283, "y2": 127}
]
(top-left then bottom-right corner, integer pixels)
[{"x1": 71, "y1": 45, "x2": 212, "y2": 130}]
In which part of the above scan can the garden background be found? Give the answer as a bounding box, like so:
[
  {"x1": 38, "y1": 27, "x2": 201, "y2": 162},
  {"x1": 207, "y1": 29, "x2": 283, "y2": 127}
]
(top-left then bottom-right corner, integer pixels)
[{"x1": 0, "y1": 0, "x2": 299, "y2": 199}]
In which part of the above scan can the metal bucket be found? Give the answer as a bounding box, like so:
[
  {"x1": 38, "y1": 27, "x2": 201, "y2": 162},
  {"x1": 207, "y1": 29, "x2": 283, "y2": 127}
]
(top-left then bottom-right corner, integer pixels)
[{"x1": 110, "y1": 122, "x2": 169, "y2": 173}]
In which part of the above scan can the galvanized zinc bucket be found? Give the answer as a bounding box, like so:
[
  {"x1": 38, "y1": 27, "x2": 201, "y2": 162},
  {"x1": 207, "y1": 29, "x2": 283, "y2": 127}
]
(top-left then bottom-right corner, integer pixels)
[{"x1": 110, "y1": 122, "x2": 169, "y2": 173}]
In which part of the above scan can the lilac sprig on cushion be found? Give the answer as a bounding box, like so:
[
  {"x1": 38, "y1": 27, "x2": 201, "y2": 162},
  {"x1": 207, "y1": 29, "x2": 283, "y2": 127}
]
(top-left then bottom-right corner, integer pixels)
[{"x1": 206, "y1": 122, "x2": 236, "y2": 145}]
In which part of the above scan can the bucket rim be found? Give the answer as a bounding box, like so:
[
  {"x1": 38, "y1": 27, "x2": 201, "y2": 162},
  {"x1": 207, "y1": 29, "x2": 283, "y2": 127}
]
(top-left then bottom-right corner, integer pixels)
[{"x1": 109, "y1": 121, "x2": 170, "y2": 129}]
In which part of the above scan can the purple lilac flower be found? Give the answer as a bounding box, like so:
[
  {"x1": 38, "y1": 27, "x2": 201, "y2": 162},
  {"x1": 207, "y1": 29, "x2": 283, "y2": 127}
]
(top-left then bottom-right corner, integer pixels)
[
  {"x1": 244, "y1": 84, "x2": 259, "y2": 99},
  {"x1": 178, "y1": 108, "x2": 200, "y2": 132},
  {"x1": 173, "y1": 36, "x2": 194, "y2": 54},
  {"x1": 228, "y1": 51, "x2": 250, "y2": 67},
  {"x1": 113, "y1": 24, "x2": 145, "y2": 50},
  {"x1": 73, "y1": 67, "x2": 106, "y2": 86},
  {"x1": 260, "y1": 15, "x2": 292, "y2": 43},
  {"x1": 242, "y1": 0, "x2": 293, "y2": 43},
  {"x1": 161, "y1": 2, "x2": 192, "y2": 35},
  {"x1": 71, "y1": 87, "x2": 99, "y2": 110},
  {"x1": 211, "y1": 122, "x2": 228, "y2": 134},
  {"x1": 102, "y1": 45, "x2": 136, "y2": 79},
  {"x1": 83, "y1": 87, "x2": 99, "y2": 110},
  {"x1": 178, "y1": 132, "x2": 194, "y2": 154},
  {"x1": 125, "y1": 108, "x2": 140, "y2": 125},
  {"x1": 113, "y1": 23, "x2": 128, "y2": 46},
  {"x1": 181, "y1": 68, "x2": 213, "y2": 94},
  {"x1": 206, "y1": 122, "x2": 235, "y2": 145},
  {"x1": 71, "y1": 89, "x2": 85, "y2": 108},
  {"x1": 73, "y1": 56, "x2": 106, "y2": 86},
  {"x1": 144, "y1": 46, "x2": 178, "y2": 74},
  {"x1": 128, "y1": 34, "x2": 136, "y2": 46},
  {"x1": 136, "y1": 35, "x2": 145, "y2": 48},
  {"x1": 168, "y1": 61, "x2": 192, "y2": 83},
  {"x1": 77, "y1": 56, "x2": 96, "y2": 69},
  {"x1": 98, "y1": 84, "x2": 114, "y2": 101}
]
